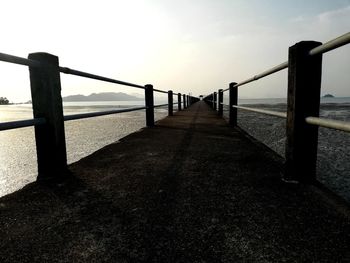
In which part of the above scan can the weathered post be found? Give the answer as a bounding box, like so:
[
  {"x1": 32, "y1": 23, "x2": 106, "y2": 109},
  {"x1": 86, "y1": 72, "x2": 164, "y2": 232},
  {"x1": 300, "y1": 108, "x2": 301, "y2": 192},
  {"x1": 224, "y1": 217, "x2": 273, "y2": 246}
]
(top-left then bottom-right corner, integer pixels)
[
  {"x1": 213, "y1": 92, "x2": 217, "y2": 110},
  {"x1": 285, "y1": 41, "x2": 323, "y2": 183},
  {"x1": 218, "y1": 89, "x2": 223, "y2": 116},
  {"x1": 28, "y1": 52, "x2": 67, "y2": 181},
  {"x1": 183, "y1": 94, "x2": 186, "y2": 109},
  {"x1": 145, "y1": 84, "x2": 154, "y2": 127},
  {"x1": 229, "y1": 82, "x2": 238, "y2": 126},
  {"x1": 168, "y1": 90, "x2": 173, "y2": 116},
  {"x1": 212, "y1": 93, "x2": 214, "y2": 109},
  {"x1": 178, "y1": 93, "x2": 182, "y2": 111}
]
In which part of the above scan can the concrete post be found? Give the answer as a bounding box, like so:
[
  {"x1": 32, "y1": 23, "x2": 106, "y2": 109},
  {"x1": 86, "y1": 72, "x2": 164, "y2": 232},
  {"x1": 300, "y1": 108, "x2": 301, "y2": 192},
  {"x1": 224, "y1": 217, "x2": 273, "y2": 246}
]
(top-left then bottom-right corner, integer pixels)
[
  {"x1": 213, "y1": 92, "x2": 217, "y2": 110},
  {"x1": 229, "y1": 82, "x2": 238, "y2": 126},
  {"x1": 168, "y1": 90, "x2": 173, "y2": 116},
  {"x1": 178, "y1": 93, "x2": 182, "y2": 111},
  {"x1": 285, "y1": 41, "x2": 323, "y2": 183},
  {"x1": 28, "y1": 52, "x2": 68, "y2": 181},
  {"x1": 218, "y1": 89, "x2": 223, "y2": 116},
  {"x1": 145, "y1": 84, "x2": 154, "y2": 127}
]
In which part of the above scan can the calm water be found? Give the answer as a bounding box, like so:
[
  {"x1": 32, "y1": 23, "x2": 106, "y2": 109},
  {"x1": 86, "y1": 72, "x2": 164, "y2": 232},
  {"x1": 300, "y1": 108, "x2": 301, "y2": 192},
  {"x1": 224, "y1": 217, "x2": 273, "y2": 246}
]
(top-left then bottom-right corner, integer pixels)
[{"x1": 0, "y1": 101, "x2": 170, "y2": 197}]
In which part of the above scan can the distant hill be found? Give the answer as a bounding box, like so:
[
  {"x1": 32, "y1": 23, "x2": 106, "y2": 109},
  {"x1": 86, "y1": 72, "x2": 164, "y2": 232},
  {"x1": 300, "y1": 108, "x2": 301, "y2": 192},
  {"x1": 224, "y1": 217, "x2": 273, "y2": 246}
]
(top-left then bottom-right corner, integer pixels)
[
  {"x1": 322, "y1": 94, "x2": 335, "y2": 98},
  {"x1": 63, "y1": 92, "x2": 143, "y2": 102}
]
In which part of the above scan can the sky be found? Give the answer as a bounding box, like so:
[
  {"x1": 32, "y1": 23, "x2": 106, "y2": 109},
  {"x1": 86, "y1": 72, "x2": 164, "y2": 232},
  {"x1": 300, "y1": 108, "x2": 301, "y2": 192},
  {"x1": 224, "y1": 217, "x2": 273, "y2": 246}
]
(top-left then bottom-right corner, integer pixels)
[{"x1": 0, "y1": 0, "x2": 349, "y2": 102}]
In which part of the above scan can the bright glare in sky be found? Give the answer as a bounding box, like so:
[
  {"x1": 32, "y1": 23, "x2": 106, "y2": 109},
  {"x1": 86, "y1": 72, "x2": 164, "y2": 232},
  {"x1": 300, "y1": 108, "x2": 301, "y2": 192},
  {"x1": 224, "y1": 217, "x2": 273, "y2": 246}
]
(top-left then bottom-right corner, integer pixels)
[{"x1": 0, "y1": 0, "x2": 349, "y2": 102}]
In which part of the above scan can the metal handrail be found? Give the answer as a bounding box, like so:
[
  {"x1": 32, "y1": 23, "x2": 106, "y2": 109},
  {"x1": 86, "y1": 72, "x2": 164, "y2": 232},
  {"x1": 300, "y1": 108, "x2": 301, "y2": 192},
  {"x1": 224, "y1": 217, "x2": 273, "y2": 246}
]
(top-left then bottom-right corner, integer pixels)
[
  {"x1": 59, "y1": 67, "x2": 145, "y2": 90},
  {"x1": 0, "y1": 51, "x2": 184, "y2": 133},
  {"x1": 233, "y1": 105, "x2": 287, "y2": 118},
  {"x1": 0, "y1": 52, "x2": 170, "y2": 92},
  {"x1": 153, "y1": 88, "x2": 168, "y2": 94},
  {"x1": 235, "y1": 61, "x2": 288, "y2": 88},
  {"x1": 153, "y1": 103, "x2": 169, "y2": 108},
  {"x1": 0, "y1": 52, "x2": 41, "y2": 67},
  {"x1": 231, "y1": 105, "x2": 350, "y2": 133},
  {"x1": 63, "y1": 106, "x2": 147, "y2": 121},
  {"x1": 309, "y1": 32, "x2": 350, "y2": 56},
  {"x1": 0, "y1": 103, "x2": 174, "y2": 130},
  {"x1": 305, "y1": 117, "x2": 350, "y2": 132},
  {"x1": 222, "y1": 61, "x2": 288, "y2": 91},
  {"x1": 0, "y1": 118, "x2": 46, "y2": 131},
  {"x1": 221, "y1": 32, "x2": 349, "y2": 92},
  {"x1": 218, "y1": 33, "x2": 350, "y2": 135}
]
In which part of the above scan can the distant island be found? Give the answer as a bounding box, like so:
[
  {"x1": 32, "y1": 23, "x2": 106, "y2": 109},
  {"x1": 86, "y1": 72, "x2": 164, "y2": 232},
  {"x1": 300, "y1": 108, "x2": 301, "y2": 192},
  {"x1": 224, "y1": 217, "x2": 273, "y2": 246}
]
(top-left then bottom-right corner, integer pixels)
[
  {"x1": 63, "y1": 92, "x2": 143, "y2": 102},
  {"x1": 322, "y1": 94, "x2": 335, "y2": 98},
  {"x1": 0, "y1": 97, "x2": 9, "y2": 105}
]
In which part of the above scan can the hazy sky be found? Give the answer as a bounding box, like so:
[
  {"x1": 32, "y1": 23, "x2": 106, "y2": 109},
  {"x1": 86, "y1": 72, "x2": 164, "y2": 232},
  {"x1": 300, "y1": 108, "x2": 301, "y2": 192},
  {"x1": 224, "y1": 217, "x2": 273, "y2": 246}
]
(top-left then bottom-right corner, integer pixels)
[{"x1": 0, "y1": 0, "x2": 349, "y2": 102}]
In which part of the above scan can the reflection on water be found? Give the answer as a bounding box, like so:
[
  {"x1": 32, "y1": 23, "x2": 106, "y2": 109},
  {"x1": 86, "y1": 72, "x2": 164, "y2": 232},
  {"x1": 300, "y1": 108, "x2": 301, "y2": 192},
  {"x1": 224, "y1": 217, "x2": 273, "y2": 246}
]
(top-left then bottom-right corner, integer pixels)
[
  {"x1": 0, "y1": 127, "x2": 36, "y2": 196},
  {"x1": 0, "y1": 102, "x2": 168, "y2": 197},
  {"x1": 0, "y1": 104, "x2": 33, "y2": 122}
]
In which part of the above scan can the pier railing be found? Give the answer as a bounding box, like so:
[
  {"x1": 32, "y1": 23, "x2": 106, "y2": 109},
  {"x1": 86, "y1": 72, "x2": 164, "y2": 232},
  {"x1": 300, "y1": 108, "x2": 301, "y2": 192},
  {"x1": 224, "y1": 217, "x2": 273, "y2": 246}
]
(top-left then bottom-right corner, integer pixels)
[
  {"x1": 205, "y1": 32, "x2": 350, "y2": 183},
  {"x1": 0, "y1": 52, "x2": 199, "y2": 180}
]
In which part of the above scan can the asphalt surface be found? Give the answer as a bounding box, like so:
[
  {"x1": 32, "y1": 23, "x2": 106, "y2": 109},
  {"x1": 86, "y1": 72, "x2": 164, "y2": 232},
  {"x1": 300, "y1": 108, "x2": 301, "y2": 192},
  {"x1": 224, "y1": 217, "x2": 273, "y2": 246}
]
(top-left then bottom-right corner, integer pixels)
[{"x1": 0, "y1": 101, "x2": 349, "y2": 262}]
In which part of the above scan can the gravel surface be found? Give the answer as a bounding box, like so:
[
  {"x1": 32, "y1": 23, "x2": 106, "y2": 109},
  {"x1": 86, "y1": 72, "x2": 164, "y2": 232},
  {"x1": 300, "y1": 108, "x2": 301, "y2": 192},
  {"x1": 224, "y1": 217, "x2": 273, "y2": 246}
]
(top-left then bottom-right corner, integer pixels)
[{"x1": 224, "y1": 103, "x2": 350, "y2": 202}]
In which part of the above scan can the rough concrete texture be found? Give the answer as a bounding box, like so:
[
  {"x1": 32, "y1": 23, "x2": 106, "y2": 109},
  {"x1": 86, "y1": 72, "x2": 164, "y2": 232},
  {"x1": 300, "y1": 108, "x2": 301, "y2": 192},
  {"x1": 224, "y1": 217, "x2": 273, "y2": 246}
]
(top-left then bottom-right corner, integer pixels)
[{"x1": 0, "y1": 101, "x2": 349, "y2": 262}]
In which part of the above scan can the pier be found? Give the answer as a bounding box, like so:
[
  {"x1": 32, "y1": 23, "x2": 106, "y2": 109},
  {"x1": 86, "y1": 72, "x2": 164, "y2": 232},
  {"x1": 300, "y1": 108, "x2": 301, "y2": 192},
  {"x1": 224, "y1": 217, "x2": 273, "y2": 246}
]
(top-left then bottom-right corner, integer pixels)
[
  {"x1": 0, "y1": 33, "x2": 350, "y2": 262},
  {"x1": 0, "y1": 101, "x2": 350, "y2": 262}
]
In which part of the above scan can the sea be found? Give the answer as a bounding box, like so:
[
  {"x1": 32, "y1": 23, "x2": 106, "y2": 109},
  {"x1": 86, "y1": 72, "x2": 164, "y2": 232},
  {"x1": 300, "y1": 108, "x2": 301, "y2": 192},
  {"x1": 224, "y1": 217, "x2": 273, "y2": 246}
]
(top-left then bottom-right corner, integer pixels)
[
  {"x1": 0, "y1": 97, "x2": 349, "y2": 200},
  {"x1": 0, "y1": 100, "x2": 169, "y2": 197}
]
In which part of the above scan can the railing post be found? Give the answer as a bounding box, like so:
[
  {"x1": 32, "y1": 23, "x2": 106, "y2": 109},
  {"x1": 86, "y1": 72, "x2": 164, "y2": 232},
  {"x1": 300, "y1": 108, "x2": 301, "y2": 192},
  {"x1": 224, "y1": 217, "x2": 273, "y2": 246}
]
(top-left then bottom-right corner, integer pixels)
[
  {"x1": 229, "y1": 82, "x2": 238, "y2": 126},
  {"x1": 213, "y1": 92, "x2": 217, "y2": 110},
  {"x1": 168, "y1": 90, "x2": 173, "y2": 116},
  {"x1": 145, "y1": 84, "x2": 154, "y2": 127},
  {"x1": 218, "y1": 89, "x2": 223, "y2": 116},
  {"x1": 183, "y1": 94, "x2": 186, "y2": 109},
  {"x1": 285, "y1": 41, "x2": 323, "y2": 183},
  {"x1": 28, "y1": 52, "x2": 68, "y2": 181},
  {"x1": 178, "y1": 93, "x2": 182, "y2": 111}
]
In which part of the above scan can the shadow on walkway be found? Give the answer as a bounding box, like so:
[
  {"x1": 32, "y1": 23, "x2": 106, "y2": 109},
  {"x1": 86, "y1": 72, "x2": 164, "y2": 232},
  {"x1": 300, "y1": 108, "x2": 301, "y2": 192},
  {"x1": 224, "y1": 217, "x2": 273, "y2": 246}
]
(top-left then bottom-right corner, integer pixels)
[{"x1": 0, "y1": 101, "x2": 349, "y2": 262}]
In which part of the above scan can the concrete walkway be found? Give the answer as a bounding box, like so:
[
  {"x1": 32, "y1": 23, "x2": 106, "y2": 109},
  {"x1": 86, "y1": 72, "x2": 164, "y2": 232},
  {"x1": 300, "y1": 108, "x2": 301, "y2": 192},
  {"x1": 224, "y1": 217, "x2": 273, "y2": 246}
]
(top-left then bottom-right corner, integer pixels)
[{"x1": 0, "y1": 101, "x2": 349, "y2": 262}]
